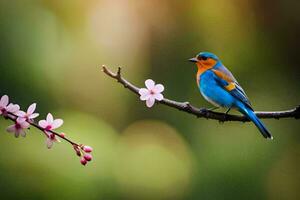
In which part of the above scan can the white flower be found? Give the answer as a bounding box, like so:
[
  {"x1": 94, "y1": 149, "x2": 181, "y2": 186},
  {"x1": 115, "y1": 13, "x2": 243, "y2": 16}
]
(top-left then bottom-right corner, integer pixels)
[
  {"x1": 38, "y1": 113, "x2": 63, "y2": 149},
  {"x1": 16, "y1": 103, "x2": 39, "y2": 121},
  {"x1": 139, "y1": 79, "x2": 164, "y2": 108},
  {"x1": 6, "y1": 117, "x2": 30, "y2": 137}
]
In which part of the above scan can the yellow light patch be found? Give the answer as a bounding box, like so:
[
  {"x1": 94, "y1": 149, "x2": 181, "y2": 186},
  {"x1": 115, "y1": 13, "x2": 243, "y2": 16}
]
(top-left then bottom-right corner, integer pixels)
[{"x1": 225, "y1": 82, "x2": 236, "y2": 91}]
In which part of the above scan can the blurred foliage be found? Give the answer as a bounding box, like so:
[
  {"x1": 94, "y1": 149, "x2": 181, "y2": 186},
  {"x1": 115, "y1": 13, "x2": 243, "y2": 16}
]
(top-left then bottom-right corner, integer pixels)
[{"x1": 0, "y1": 0, "x2": 299, "y2": 199}]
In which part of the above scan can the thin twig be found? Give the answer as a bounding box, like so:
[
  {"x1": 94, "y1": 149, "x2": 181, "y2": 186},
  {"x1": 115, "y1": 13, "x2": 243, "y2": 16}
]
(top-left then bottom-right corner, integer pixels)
[
  {"x1": 6, "y1": 113, "x2": 79, "y2": 146},
  {"x1": 102, "y1": 65, "x2": 300, "y2": 122}
]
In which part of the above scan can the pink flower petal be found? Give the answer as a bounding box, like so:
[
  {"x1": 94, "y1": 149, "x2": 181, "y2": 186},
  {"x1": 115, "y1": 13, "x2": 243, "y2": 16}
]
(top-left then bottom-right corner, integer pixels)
[
  {"x1": 0, "y1": 95, "x2": 9, "y2": 107},
  {"x1": 27, "y1": 103, "x2": 36, "y2": 114},
  {"x1": 154, "y1": 93, "x2": 164, "y2": 101},
  {"x1": 6, "y1": 104, "x2": 20, "y2": 113},
  {"x1": 46, "y1": 138, "x2": 53, "y2": 149},
  {"x1": 139, "y1": 88, "x2": 149, "y2": 96},
  {"x1": 139, "y1": 88, "x2": 151, "y2": 100},
  {"x1": 6, "y1": 125, "x2": 16, "y2": 133},
  {"x1": 29, "y1": 113, "x2": 39, "y2": 119},
  {"x1": 15, "y1": 129, "x2": 21, "y2": 138},
  {"x1": 146, "y1": 97, "x2": 155, "y2": 108},
  {"x1": 52, "y1": 119, "x2": 63, "y2": 129},
  {"x1": 154, "y1": 84, "x2": 164, "y2": 93},
  {"x1": 38, "y1": 120, "x2": 48, "y2": 128},
  {"x1": 140, "y1": 93, "x2": 150, "y2": 101},
  {"x1": 20, "y1": 129, "x2": 26, "y2": 137},
  {"x1": 16, "y1": 117, "x2": 26, "y2": 124},
  {"x1": 145, "y1": 79, "x2": 155, "y2": 90},
  {"x1": 16, "y1": 110, "x2": 26, "y2": 117},
  {"x1": 20, "y1": 121, "x2": 30, "y2": 129},
  {"x1": 46, "y1": 113, "x2": 53, "y2": 124}
]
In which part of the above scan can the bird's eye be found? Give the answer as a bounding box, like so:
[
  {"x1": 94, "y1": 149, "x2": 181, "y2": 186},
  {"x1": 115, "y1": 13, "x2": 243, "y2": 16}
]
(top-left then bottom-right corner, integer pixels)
[
  {"x1": 202, "y1": 56, "x2": 207, "y2": 60},
  {"x1": 198, "y1": 55, "x2": 208, "y2": 61}
]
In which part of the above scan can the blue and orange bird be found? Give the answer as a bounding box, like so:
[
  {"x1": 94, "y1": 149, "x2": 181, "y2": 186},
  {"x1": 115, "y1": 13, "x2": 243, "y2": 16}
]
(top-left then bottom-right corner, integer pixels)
[{"x1": 189, "y1": 52, "x2": 273, "y2": 139}]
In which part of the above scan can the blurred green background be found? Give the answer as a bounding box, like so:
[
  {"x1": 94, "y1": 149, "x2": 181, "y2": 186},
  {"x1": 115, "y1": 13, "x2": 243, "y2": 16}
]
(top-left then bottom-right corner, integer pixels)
[{"x1": 0, "y1": 0, "x2": 299, "y2": 199}]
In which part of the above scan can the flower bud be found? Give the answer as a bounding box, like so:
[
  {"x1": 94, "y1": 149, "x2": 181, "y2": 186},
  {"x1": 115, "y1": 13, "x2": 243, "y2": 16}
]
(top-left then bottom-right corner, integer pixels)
[
  {"x1": 80, "y1": 157, "x2": 87, "y2": 166},
  {"x1": 83, "y1": 153, "x2": 92, "y2": 161},
  {"x1": 83, "y1": 145, "x2": 93, "y2": 153}
]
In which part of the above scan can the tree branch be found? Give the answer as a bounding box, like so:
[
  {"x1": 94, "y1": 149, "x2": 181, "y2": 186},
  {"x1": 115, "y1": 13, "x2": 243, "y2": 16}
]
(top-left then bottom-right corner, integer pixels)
[
  {"x1": 6, "y1": 112, "x2": 78, "y2": 146},
  {"x1": 102, "y1": 65, "x2": 300, "y2": 122}
]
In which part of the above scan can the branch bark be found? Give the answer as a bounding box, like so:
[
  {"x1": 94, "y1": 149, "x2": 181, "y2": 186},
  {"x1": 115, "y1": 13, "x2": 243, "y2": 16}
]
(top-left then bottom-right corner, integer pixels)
[{"x1": 102, "y1": 65, "x2": 300, "y2": 122}]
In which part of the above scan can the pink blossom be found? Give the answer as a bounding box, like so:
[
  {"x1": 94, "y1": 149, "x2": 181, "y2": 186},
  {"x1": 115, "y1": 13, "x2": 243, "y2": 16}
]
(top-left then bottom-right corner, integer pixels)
[
  {"x1": 38, "y1": 113, "x2": 63, "y2": 149},
  {"x1": 6, "y1": 103, "x2": 20, "y2": 114},
  {"x1": 45, "y1": 133, "x2": 60, "y2": 149},
  {"x1": 0, "y1": 95, "x2": 9, "y2": 115},
  {"x1": 6, "y1": 117, "x2": 30, "y2": 137},
  {"x1": 16, "y1": 103, "x2": 39, "y2": 121},
  {"x1": 0, "y1": 95, "x2": 20, "y2": 116},
  {"x1": 138, "y1": 79, "x2": 164, "y2": 108},
  {"x1": 38, "y1": 113, "x2": 63, "y2": 132}
]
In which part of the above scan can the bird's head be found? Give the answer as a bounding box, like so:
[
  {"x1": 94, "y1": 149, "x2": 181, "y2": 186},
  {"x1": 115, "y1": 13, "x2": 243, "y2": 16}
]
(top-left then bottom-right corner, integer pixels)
[{"x1": 189, "y1": 52, "x2": 220, "y2": 70}]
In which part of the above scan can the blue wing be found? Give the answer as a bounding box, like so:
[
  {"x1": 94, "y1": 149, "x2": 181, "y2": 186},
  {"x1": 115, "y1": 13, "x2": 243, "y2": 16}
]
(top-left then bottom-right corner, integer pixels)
[{"x1": 212, "y1": 66, "x2": 252, "y2": 109}]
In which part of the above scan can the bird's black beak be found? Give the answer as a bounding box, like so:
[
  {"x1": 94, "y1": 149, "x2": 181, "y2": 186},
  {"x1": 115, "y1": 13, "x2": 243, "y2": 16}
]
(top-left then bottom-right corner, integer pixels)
[{"x1": 188, "y1": 57, "x2": 198, "y2": 63}]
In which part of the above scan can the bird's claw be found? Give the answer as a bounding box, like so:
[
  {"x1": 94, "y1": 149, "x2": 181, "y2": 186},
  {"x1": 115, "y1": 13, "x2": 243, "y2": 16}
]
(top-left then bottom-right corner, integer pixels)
[
  {"x1": 199, "y1": 108, "x2": 210, "y2": 119},
  {"x1": 199, "y1": 108, "x2": 209, "y2": 113}
]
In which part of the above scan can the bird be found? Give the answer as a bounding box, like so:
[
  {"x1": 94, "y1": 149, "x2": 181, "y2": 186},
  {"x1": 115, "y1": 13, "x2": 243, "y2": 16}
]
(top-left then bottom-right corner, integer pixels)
[{"x1": 189, "y1": 52, "x2": 273, "y2": 139}]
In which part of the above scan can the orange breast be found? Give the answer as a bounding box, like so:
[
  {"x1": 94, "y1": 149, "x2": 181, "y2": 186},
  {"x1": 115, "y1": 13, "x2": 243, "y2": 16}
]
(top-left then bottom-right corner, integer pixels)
[
  {"x1": 196, "y1": 62, "x2": 212, "y2": 86},
  {"x1": 196, "y1": 68, "x2": 202, "y2": 86}
]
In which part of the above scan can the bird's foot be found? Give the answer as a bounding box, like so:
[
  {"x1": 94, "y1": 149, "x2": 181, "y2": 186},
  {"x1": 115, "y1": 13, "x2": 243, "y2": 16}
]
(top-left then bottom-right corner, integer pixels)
[
  {"x1": 199, "y1": 108, "x2": 210, "y2": 119},
  {"x1": 200, "y1": 107, "x2": 219, "y2": 113},
  {"x1": 199, "y1": 107, "x2": 209, "y2": 113},
  {"x1": 219, "y1": 108, "x2": 231, "y2": 123}
]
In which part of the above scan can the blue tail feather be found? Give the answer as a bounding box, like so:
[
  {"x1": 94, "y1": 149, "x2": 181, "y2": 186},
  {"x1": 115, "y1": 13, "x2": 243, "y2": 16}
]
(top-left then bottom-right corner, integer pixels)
[{"x1": 238, "y1": 105, "x2": 273, "y2": 139}]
